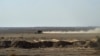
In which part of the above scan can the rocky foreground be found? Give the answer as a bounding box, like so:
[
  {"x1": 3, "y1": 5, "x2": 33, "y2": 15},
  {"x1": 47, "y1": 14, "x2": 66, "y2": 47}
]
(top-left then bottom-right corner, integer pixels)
[
  {"x1": 0, "y1": 33, "x2": 100, "y2": 56},
  {"x1": 0, "y1": 37, "x2": 100, "y2": 56}
]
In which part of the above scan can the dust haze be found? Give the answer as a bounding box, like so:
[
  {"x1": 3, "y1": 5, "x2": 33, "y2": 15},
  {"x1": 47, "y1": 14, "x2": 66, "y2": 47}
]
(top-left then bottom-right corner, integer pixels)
[{"x1": 43, "y1": 28, "x2": 100, "y2": 33}]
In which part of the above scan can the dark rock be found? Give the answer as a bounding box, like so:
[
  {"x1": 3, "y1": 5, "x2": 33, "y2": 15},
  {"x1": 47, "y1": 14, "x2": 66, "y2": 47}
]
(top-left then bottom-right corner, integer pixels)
[{"x1": 0, "y1": 41, "x2": 11, "y2": 48}]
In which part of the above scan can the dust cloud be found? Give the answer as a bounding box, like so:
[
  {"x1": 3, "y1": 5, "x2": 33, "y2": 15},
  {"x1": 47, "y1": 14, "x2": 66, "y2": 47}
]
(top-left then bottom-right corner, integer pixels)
[{"x1": 43, "y1": 28, "x2": 100, "y2": 33}]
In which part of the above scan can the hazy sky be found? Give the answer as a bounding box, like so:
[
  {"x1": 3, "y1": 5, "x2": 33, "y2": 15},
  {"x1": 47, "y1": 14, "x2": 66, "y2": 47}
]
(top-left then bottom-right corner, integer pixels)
[{"x1": 0, "y1": 0, "x2": 100, "y2": 27}]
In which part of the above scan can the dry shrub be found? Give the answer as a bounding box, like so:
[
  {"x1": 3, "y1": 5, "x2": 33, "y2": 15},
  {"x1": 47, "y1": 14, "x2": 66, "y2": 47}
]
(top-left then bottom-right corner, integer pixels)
[{"x1": 1, "y1": 37, "x2": 4, "y2": 39}]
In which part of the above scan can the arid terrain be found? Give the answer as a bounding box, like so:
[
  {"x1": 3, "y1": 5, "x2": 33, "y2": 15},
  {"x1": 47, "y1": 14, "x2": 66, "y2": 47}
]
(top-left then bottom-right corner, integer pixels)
[{"x1": 0, "y1": 27, "x2": 100, "y2": 56}]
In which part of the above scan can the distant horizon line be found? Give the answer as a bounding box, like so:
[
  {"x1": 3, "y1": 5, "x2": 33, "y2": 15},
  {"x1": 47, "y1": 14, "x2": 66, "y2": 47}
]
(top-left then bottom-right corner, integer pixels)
[{"x1": 0, "y1": 26, "x2": 99, "y2": 28}]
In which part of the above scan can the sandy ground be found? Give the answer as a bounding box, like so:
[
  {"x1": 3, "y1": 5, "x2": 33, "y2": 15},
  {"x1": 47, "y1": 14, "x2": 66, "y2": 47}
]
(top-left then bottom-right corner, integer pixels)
[
  {"x1": 0, "y1": 48, "x2": 100, "y2": 56},
  {"x1": 0, "y1": 33, "x2": 100, "y2": 41}
]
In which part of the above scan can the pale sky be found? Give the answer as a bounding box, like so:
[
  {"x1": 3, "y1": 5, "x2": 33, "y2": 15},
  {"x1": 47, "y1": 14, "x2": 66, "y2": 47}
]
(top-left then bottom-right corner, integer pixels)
[{"x1": 0, "y1": 0, "x2": 100, "y2": 27}]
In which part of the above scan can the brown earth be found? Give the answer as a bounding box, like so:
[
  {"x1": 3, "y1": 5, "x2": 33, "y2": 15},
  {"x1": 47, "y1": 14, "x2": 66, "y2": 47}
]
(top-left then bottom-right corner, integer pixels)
[{"x1": 0, "y1": 33, "x2": 100, "y2": 56}]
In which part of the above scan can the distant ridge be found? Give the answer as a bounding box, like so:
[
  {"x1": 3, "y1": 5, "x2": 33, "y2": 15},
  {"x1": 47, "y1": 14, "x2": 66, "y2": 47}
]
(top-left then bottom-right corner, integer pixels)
[{"x1": 0, "y1": 27, "x2": 98, "y2": 33}]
